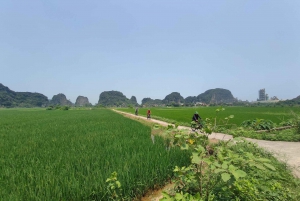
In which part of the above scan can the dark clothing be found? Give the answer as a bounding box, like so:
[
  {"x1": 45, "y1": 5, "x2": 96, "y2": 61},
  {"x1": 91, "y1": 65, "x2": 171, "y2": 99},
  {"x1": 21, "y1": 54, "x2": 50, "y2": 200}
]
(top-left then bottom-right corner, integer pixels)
[{"x1": 192, "y1": 114, "x2": 200, "y2": 121}]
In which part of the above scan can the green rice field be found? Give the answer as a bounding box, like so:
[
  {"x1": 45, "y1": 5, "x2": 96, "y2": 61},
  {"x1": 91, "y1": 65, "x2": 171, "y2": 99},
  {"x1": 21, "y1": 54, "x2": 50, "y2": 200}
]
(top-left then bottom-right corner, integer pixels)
[
  {"x1": 118, "y1": 106, "x2": 300, "y2": 126},
  {"x1": 0, "y1": 109, "x2": 189, "y2": 200}
]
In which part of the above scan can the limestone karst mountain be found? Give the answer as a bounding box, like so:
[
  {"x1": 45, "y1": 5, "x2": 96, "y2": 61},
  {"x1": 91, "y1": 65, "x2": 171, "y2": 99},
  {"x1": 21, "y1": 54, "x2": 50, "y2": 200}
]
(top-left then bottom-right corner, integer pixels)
[
  {"x1": 0, "y1": 83, "x2": 48, "y2": 107},
  {"x1": 75, "y1": 96, "x2": 92, "y2": 107},
  {"x1": 98, "y1": 91, "x2": 138, "y2": 107},
  {"x1": 49, "y1": 93, "x2": 73, "y2": 106}
]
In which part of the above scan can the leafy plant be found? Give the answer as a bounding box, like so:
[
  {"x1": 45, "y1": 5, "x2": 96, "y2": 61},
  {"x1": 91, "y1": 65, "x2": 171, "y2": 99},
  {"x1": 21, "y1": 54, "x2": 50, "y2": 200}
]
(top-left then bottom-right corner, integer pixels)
[
  {"x1": 161, "y1": 109, "x2": 300, "y2": 200},
  {"x1": 241, "y1": 118, "x2": 275, "y2": 130},
  {"x1": 105, "y1": 172, "x2": 122, "y2": 201},
  {"x1": 279, "y1": 119, "x2": 295, "y2": 127},
  {"x1": 60, "y1": 106, "x2": 70, "y2": 110}
]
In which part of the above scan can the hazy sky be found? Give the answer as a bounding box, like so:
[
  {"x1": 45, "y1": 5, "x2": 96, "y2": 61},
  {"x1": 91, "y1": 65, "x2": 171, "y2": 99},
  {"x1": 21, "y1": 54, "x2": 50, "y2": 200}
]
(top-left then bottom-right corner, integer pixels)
[{"x1": 1, "y1": 1, "x2": 299, "y2": 104}]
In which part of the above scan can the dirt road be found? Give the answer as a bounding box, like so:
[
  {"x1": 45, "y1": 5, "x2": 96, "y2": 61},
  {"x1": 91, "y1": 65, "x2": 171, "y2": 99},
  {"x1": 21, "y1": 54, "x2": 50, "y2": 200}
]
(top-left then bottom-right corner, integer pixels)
[{"x1": 115, "y1": 110, "x2": 300, "y2": 178}]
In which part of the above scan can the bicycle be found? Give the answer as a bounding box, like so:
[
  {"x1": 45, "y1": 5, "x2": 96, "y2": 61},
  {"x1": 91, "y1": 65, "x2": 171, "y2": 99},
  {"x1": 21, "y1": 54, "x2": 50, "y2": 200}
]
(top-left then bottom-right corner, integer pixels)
[
  {"x1": 191, "y1": 120, "x2": 203, "y2": 131},
  {"x1": 147, "y1": 114, "x2": 151, "y2": 119}
]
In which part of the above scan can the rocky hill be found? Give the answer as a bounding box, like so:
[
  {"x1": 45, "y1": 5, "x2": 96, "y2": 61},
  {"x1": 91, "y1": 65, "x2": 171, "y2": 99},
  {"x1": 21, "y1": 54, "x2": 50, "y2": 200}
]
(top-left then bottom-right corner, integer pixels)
[
  {"x1": 293, "y1": 95, "x2": 300, "y2": 101},
  {"x1": 130, "y1": 96, "x2": 138, "y2": 105},
  {"x1": 197, "y1": 88, "x2": 236, "y2": 104},
  {"x1": 49, "y1": 93, "x2": 73, "y2": 106},
  {"x1": 141, "y1": 98, "x2": 163, "y2": 107},
  {"x1": 278, "y1": 95, "x2": 300, "y2": 106},
  {"x1": 163, "y1": 92, "x2": 184, "y2": 104},
  {"x1": 184, "y1": 96, "x2": 198, "y2": 104},
  {"x1": 0, "y1": 83, "x2": 48, "y2": 107},
  {"x1": 98, "y1": 91, "x2": 137, "y2": 107},
  {"x1": 140, "y1": 89, "x2": 236, "y2": 107},
  {"x1": 75, "y1": 96, "x2": 92, "y2": 107}
]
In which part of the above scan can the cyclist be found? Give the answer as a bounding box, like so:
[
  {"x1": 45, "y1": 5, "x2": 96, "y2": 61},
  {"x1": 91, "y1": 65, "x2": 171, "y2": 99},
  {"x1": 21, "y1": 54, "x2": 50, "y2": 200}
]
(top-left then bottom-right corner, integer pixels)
[
  {"x1": 147, "y1": 109, "x2": 151, "y2": 119},
  {"x1": 192, "y1": 111, "x2": 201, "y2": 122},
  {"x1": 191, "y1": 111, "x2": 202, "y2": 131}
]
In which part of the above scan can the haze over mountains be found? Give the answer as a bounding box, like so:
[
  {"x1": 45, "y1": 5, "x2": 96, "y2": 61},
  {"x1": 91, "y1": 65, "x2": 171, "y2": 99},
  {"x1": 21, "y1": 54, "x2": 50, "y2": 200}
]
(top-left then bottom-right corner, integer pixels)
[{"x1": 0, "y1": 83, "x2": 298, "y2": 108}]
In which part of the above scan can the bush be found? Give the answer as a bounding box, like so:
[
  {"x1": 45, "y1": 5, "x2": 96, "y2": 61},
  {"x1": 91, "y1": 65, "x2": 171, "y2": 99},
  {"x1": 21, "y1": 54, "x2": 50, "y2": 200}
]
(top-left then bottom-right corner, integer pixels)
[
  {"x1": 296, "y1": 121, "x2": 300, "y2": 134},
  {"x1": 241, "y1": 119, "x2": 275, "y2": 130},
  {"x1": 46, "y1": 106, "x2": 53, "y2": 110},
  {"x1": 60, "y1": 106, "x2": 70, "y2": 110},
  {"x1": 279, "y1": 119, "x2": 295, "y2": 127}
]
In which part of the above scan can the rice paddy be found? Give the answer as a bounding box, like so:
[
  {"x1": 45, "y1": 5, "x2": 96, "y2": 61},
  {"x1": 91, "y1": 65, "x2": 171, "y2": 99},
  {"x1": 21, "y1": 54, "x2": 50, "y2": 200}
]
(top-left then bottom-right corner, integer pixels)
[{"x1": 0, "y1": 109, "x2": 190, "y2": 200}]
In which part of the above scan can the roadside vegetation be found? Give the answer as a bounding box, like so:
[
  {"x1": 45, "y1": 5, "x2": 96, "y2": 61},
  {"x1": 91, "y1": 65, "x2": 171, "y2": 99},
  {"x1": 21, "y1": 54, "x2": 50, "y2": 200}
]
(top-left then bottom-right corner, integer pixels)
[
  {"x1": 118, "y1": 106, "x2": 300, "y2": 142},
  {"x1": 160, "y1": 128, "x2": 300, "y2": 200},
  {"x1": 117, "y1": 108, "x2": 300, "y2": 200},
  {"x1": 118, "y1": 106, "x2": 300, "y2": 125}
]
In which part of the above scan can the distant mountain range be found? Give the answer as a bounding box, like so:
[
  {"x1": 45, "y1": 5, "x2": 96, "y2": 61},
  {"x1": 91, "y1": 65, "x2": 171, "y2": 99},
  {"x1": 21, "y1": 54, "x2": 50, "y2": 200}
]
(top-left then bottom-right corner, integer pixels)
[
  {"x1": 140, "y1": 89, "x2": 236, "y2": 107},
  {"x1": 0, "y1": 83, "x2": 90, "y2": 108},
  {"x1": 1, "y1": 83, "x2": 298, "y2": 108}
]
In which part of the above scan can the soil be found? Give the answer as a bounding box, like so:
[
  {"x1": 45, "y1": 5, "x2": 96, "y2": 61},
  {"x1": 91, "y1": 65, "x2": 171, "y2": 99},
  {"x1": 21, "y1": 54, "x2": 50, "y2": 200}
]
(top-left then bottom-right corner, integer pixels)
[{"x1": 141, "y1": 183, "x2": 174, "y2": 201}]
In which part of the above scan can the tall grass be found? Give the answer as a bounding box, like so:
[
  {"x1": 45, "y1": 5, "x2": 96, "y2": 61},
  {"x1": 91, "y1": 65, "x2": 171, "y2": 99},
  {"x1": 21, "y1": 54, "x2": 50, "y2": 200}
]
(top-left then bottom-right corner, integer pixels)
[{"x1": 0, "y1": 109, "x2": 190, "y2": 200}]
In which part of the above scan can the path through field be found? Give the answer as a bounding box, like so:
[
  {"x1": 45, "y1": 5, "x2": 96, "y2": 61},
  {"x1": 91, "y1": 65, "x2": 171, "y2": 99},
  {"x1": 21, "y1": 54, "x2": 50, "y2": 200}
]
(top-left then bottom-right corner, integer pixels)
[{"x1": 115, "y1": 110, "x2": 300, "y2": 179}]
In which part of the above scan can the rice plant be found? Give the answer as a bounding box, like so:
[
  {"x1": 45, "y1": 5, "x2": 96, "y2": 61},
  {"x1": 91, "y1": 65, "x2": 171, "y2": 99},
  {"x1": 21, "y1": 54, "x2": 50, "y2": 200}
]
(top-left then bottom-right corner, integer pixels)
[{"x1": 0, "y1": 109, "x2": 190, "y2": 200}]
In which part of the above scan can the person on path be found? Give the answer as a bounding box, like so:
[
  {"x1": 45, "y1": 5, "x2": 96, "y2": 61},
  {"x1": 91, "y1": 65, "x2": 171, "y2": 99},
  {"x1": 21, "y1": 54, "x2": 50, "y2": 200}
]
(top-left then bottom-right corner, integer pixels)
[
  {"x1": 135, "y1": 107, "x2": 139, "y2": 115},
  {"x1": 147, "y1": 109, "x2": 151, "y2": 119}
]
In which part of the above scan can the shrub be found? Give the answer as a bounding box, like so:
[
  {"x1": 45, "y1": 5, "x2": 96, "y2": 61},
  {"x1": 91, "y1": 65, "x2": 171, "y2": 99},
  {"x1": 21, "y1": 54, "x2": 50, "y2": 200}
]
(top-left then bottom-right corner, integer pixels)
[
  {"x1": 46, "y1": 106, "x2": 53, "y2": 110},
  {"x1": 241, "y1": 119, "x2": 275, "y2": 130},
  {"x1": 279, "y1": 119, "x2": 295, "y2": 127},
  {"x1": 296, "y1": 121, "x2": 300, "y2": 134},
  {"x1": 60, "y1": 106, "x2": 70, "y2": 110}
]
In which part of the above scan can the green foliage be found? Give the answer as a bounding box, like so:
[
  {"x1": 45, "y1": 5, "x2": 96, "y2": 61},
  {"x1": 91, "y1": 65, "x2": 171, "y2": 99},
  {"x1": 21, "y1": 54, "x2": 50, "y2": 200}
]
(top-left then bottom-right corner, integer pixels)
[
  {"x1": 161, "y1": 110, "x2": 300, "y2": 200},
  {"x1": 241, "y1": 119, "x2": 275, "y2": 130},
  {"x1": 46, "y1": 106, "x2": 53, "y2": 110},
  {"x1": 297, "y1": 121, "x2": 300, "y2": 134},
  {"x1": 0, "y1": 109, "x2": 190, "y2": 200},
  {"x1": 118, "y1": 106, "x2": 300, "y2": 126},
  {"x1": 105, "y1": 172, "x2": 122, "y2": 201},
  {"x1": 290, "y1": 111, "x2": 300, "y2": 134},
  {"x1": 276, "y1": 95, "x2": 300, "y2": 106},
  {"x1": 60, "y1": 106, "x2": 70, "y2": 110},
  {"x1": 228, "y1": 114, "x2": 300, "y2": 141},
  {"x1": 161, "y1": 124, "x2": 299, "y2": 200},
  {"x1": 228, "y1": 127, "x2": 300, "y2": 142},
  {"x1": 279, "y1": 119, "x2": 295, "y2": 126},
  {"x1": 162, "y1": 132, "x2": 300, "y2": 200}
]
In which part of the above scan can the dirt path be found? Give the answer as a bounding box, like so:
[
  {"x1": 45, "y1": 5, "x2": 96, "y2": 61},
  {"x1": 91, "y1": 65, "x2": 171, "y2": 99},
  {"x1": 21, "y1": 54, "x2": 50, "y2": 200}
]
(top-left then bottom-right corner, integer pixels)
[{"x1": 114, "y1": 110, "x2": 300, "y2": 178}]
